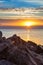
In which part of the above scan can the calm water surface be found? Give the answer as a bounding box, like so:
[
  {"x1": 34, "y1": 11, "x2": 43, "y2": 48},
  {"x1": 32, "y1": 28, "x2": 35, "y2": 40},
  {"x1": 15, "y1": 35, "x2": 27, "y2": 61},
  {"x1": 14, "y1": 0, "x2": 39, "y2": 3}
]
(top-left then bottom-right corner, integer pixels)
[{"x1": 0, "y1": 29, "x2": 43, "y2": 45}]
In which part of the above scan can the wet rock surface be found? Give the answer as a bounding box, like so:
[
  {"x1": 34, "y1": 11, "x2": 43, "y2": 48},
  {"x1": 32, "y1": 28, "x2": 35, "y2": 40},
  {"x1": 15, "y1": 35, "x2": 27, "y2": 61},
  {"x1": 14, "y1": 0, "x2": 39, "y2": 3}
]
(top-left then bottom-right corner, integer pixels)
[{"x1": 0, "y1": 31, "x2": 43, "y2": 65}]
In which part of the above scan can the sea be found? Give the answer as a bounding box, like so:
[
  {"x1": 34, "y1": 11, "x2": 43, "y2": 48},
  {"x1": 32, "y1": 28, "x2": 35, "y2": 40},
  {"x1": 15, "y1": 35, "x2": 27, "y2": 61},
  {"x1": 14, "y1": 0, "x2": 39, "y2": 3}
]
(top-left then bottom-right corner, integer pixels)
[{"x1": 0, "y1": 28, "x2": 43, "y2": 45}]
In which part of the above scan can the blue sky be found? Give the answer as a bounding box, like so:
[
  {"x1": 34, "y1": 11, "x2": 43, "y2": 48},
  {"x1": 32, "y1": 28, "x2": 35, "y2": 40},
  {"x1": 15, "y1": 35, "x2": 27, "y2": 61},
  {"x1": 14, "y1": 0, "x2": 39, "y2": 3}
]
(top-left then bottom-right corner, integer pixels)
[{"x1": 0, "y1": 0, "x2": 43, "y2": 8}]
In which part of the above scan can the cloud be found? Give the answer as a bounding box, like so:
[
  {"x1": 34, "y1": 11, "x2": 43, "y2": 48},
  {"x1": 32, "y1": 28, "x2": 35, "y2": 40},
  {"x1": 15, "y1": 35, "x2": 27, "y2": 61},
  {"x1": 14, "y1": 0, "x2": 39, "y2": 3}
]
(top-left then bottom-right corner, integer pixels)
[
  {"x1": 26, "y1": 0, "x2": 42, "y2": 1},
  {"x1": 0, "y1": 0, "x2": 8, "y2": 3},
  {"x1": 19, "y1": 0, "x2": 43, "y2": 5},
  {"x1": 0, "y1": 1, "x2": 5, "y2": 3}
]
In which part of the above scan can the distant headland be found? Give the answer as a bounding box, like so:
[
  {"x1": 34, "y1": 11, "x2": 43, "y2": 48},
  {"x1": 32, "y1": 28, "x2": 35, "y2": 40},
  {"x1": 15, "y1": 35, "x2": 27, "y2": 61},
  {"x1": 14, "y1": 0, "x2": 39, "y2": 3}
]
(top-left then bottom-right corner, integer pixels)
[{"x1": 0, "y1": 26, "x2": 43, "y2": 29}]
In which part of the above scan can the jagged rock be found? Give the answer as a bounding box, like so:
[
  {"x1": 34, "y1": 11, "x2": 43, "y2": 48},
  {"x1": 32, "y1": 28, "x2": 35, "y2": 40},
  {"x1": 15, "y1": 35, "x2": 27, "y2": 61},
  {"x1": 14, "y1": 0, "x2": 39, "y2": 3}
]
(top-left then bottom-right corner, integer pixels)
[
  {"x1": 26, "y1": 41, "x2": 43, "y2": 54},
  {"x1": 6, "y1": 45, "x2": 43, "y2": 65},
  {"x1": 7, "y1": 34, "x2": 26, "y2": 46},
  {"x1": 0, "y1": 31, "x2": 2, "y2": 38},
  {"x1": 40, "y1": 46, "x2": 43, "y2": 50},
  {"x1": 0, "y1": 31, "x2": 43, "y2": 65},
  {"x1": 0, "y1": 31, "x2": 2, "y2": 42},
  {"x1": 0, "y1": 60, "x2": 15, "y2": 65},
  {"x1": 26, "y1": 41, "x2": 38, "y2": 51}
]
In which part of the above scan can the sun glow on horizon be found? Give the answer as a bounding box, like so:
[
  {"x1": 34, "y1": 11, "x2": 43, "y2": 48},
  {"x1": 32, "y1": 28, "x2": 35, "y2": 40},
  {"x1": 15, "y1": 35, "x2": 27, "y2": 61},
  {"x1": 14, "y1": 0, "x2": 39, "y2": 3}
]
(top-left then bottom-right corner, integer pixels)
[
  {"x1": 24, "y1": 21, "x2": 35, "y2": 26},
  {"x1": 0, "y1": 19, "x2": 43, "y2": 27}
]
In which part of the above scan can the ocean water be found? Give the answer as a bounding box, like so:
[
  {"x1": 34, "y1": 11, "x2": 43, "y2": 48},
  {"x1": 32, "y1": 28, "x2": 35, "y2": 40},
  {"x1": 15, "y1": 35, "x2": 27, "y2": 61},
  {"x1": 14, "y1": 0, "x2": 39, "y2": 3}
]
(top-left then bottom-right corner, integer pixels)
[{"x1": 0, "y1": 29, "x2": 43, "y2": 45}]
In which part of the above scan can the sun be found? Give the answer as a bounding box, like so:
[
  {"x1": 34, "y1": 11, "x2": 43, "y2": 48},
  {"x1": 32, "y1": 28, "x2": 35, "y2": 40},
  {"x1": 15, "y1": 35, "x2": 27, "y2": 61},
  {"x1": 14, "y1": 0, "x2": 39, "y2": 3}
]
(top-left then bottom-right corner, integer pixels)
[{"x1": 24, "y1": 21, "x2": 35, "y2": 26}]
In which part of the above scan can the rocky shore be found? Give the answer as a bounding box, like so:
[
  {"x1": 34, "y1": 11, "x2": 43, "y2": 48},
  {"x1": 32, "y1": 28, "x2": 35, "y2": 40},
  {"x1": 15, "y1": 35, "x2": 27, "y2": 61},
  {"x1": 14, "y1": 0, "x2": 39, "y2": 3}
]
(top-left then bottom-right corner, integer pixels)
[{"x1": 0, "y1": 31, "x2": 43, "y2": 65}]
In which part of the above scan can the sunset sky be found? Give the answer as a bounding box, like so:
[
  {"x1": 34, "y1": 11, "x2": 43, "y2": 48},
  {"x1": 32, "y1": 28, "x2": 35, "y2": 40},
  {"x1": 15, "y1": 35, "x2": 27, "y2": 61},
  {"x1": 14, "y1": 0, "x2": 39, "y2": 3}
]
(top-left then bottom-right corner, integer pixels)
[
  {"x1": 0, "y1": 18, "x2": 43, "y2": 27},
  {"x1": 0, "y1": 0, "x2": 43, "y2": 27},
  {"x1": 0, "y1": 0, "x2": 43, "y2": 45}
]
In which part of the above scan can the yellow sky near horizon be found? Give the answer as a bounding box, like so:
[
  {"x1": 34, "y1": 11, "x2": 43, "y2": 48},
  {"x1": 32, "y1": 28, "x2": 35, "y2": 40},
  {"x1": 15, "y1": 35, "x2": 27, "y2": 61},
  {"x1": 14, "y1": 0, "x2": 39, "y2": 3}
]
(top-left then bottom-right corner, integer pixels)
[{"x1": 0, "y1": 18, "x2": 43, "y2": 27}]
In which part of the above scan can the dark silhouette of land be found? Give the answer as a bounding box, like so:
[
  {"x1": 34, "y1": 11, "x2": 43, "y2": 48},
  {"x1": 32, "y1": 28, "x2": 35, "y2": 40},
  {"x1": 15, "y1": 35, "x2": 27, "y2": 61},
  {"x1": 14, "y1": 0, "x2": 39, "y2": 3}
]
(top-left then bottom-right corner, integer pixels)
[
  {"x1": 0, "y1": 31, "x2": 43, "y2": 65},
  {"x1": 0, "y1": 26, "x2": 43, "y2": 29}
]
